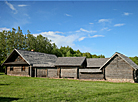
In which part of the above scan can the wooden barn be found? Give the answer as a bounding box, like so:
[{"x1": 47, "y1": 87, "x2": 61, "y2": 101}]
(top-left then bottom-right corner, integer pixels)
[
  {"x1": 2, "y1": 49, "x2": 138, "y2": 82},
  {"x1": 79, "y1": 58, "x2": 109, "y2": 79},
  {"x1": 2, "y1": 49, "x2": 58, "y2": 78},
  {"x1": 100, "y1": 52, "x2": 138, "y2": 82},
  {"x1": 55, "y1": 57, "x2": 86, "y2": 79}
]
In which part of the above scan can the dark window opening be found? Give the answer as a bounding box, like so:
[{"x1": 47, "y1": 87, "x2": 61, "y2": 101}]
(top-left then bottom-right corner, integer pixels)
[
  {"x1": 10, "y1": 66, "x2": 13, "y2": 71},
  {"x1": 21, "y1": 66, "x2": 25, "y2": 71}
]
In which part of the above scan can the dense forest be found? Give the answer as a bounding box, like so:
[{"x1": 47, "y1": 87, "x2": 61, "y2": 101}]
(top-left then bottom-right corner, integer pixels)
[{"x1": 0, "y1": 26, "x2": 138, "y2": 71}]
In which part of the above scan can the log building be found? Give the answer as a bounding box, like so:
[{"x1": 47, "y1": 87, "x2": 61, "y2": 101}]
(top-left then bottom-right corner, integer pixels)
[
  {"x1": 100, "y1": 52, "x2": 138, "y2": 82},
  {"x1": 2, "y1": 49, "x2": 138, "y2": 82},
  {"x1": 2, "y1": 49, "x2": 57, "y2": 77}
]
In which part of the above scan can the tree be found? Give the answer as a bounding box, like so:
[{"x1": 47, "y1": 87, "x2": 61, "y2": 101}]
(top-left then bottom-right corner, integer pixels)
[
  {"x1": 130, "y1": 56, "x2": 138, "y2": 65},
  {"x1": 66, "y1": 50, "x2": 72, "y2": 57}
]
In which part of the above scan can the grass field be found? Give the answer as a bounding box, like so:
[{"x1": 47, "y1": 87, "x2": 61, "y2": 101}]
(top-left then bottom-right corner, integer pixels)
[{"x1": 0, "y1": 73, "x2": 138, "y2": 102}]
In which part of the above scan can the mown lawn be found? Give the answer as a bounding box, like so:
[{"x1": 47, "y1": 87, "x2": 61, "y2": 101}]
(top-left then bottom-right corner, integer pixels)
[{"x1": 0, "y1": 73, "x2": 138, "y2": 102}]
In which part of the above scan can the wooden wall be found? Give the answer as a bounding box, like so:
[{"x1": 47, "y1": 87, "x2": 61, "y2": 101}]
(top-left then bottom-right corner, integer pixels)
[
  {"x1": 104, "y1": 55, "x2": 134, "y2": 81},
  {"x1": 37, "y1": 68, "x2": 47, "y2": 77},
  {"x1": 47, "y1": 68, "x2": 58, "y2": 78},
  {"x1": 79, "y1": 68, "x2": 103, "y2": 79},
  {"x1": 36, "y1": 68, "x2": 58, "y2": 78},
  {"x1": 7, "y1": 66, "x2": 30, "y2": 77},
  {"x1": 60, "y1": 67, "x2": 78, "y2": 78},
  {"x1": 79, "y1": 73, "x2": 103, "y2": 79}
]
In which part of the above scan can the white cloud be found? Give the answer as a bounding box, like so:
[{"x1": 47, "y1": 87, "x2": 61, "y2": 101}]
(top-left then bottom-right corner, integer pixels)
[
  {"x1": 89, "y1": 34, "x2": 104, "y2": 38},
  {"x1": 54, "y1": 31, "x2": 64, "y2": 34},
  {"x1": 89, "y1": 23, "x2": 94, "y2": 24},
  {"x1": 114, "y1": 23, "x2": 125, "y2": 27},
  {"x1": 75, "y1": 30, "x2": 80, "y2": 32},
  {"x1": 107, "y1": 29, "x2": 111, "y2": 31},
  {"x1": 76, "y1": 28, "x2": 97, "y2": 33},
  {"x1": 101, "y1": 27, "x2": 111, "y2": 31},
  {"x1": 98, "y1": 19, "x2": 111, "y2": 23},
  {"x1": 101, "y1": 27, "x2": 108, "y2": 31},
  {"x1": 33, "y1": 31, "x2": 79, "y2": 48},
  {"x1": 123, "y1": 12, "x2": 132, "y2": 16},
  {"x1": 65, "y1": 14, "x2": 72, "y2": 17},
  {"x1": 80, "y1": 28, "x2": 89, "y2": 32},
  {"x1": 5, "y1": 1, "x2": 17, "y2": 14},
  {"x1": 0, "y1": 27, "x2": 10, "y2": 32},
  {"x1": 79, "y1": 37, "x2": 86, "y2": 41},
  {"x1": 18, "y1": 5, "x2": 28, "y2": 7},
  {"x1": 37, "y1": 30, "x2": 41, "y2": 32}
]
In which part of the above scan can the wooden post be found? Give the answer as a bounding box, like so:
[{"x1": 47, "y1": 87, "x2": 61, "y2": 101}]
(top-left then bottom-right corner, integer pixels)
[
  {"x1": 35, "y1": 68, "x2": 37, "y2": 77},
  {"x1": 103, "y1": 68, "x2": 106, "y2": 80},
  {"x1": 5, "y1": 66, "x2": 7, "y2": 74},
  {"x1": 46, "y1": 69, "x2": 48, "y2": 77},
  {"x1": 30, "y1": 66, "x2": 32, "y2": 77},
  {"x1": 58, "y1": 67, "x2": 61, "y2": 78}
]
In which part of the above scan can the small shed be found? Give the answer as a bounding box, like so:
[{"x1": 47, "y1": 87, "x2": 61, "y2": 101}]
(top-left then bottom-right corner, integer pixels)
[
  {"x1": 55, "y1": 57, "x2": 86, "y2": 79},
  {"x1": 79, "y1": 58, "x2": 109, "y2": 79},
  {"x1": 100, "y1": 52, "x2": 138, "y2": 82},
  {"x1": 2, "y1": 49, "x2": 57, "y2": 77}
]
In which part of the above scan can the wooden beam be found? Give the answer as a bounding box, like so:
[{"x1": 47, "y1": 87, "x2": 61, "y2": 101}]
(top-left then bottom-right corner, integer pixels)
[
  {"x1": 5, "y1": 66, "x2": 7, "y2": 74},
  {"x1": 35, "y1": 68, "x2": 37, "y2": 77},
  {"x1": 57, "y1": 67, "x2": 61, "y2": 78},
  {"x1": 46, "y1": 69, "x2": 48, "y2": 77},
  {"x1": 30, "y1": 66, "x2": 32, "y2": 77}
]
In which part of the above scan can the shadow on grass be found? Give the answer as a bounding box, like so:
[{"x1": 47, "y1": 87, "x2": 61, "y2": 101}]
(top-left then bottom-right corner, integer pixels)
[
  {"x1": 0, "y1": 83, "x2": 10, "y2": 86},
  {"x1": 0, "y1": 97, "x2": 21, "y2": 102}
]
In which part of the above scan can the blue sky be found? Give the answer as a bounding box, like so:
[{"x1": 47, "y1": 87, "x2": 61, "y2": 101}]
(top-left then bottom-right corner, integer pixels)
[{"x1": 0, "y1": 0, "x2": 138, "y2": 57}]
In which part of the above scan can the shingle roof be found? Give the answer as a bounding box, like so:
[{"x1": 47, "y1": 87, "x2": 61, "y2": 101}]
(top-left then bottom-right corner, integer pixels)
[
  {"x1": 3, "y1": 49, "x2": 57, "y2": 67},
  {"x1": 100, "y1": 52, "x2": 138, "y2": 70},
  {"x1": 55, "y1": 57, "x2": 86, "y2": 67},
  {"x1": 87, "y1": 58, "x2": 109, "y2": 67}
]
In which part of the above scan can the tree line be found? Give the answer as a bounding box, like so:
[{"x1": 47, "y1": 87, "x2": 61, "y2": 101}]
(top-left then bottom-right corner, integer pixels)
[{"x1": 0, "y1": 26, "x2": 137, "y2": 71}]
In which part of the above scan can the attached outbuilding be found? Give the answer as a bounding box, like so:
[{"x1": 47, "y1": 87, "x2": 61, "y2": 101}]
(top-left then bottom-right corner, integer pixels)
[
  {"x1": 55, "y1": 57, "x2": 86, "y2": 79},
  {"x1": 100, "y1": 52, "x2": 138, "y2": 82},
  {"x1": 2, "y1": 49, "x2": 57, "y2": 78},
  {"x1": 79, "y1": 58, "x2": 109, "y2": 79}
]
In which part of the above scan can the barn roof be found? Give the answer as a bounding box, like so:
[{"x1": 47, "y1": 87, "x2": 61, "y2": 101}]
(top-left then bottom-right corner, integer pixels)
[
  {"x1": 100, "y1": 52, "x2": 138, "y2": 70},
  {"x1": 87, "y1": 58, "x2": 109, "y2": 67},
  {"x1": 55, "y1": 57, "x2": 86, "y2": 67},
  {"x1": 2, "y1": 49, "x2": 57, "y2": 67}
]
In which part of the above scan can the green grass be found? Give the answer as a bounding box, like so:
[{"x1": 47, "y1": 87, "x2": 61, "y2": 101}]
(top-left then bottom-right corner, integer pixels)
[{"x1": 0, "y1": 72, "x2": 138, "y2": 102}]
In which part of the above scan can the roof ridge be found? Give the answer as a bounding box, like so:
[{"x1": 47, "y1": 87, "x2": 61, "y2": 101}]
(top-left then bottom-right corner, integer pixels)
[
  {"x1": 87, "y1": 58, "x2": 109, "y2": 59},
  {"x1": 58, "y1": 57, "x2": 86, "y2": 58},
  {"x1": 15, "y1": 49, "x2": 57, "y2": 57}
]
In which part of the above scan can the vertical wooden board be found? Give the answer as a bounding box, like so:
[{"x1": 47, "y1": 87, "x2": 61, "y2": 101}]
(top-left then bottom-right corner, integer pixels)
[
  {"x1": 46, "y1": 69, "x2": 47, "y2": 77},
  {"x1": 57, "y1": 67, "x2": 61, "y2": 78},
  {"x1": 61, "y1": 67, "x2": 77, "y2": 78},
  {"x1": 37, "y1": 68, "x2": 47, "y2": 77},
  {"x1": 47, "y1": 68, "x2": 58, "y2": 78}
]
